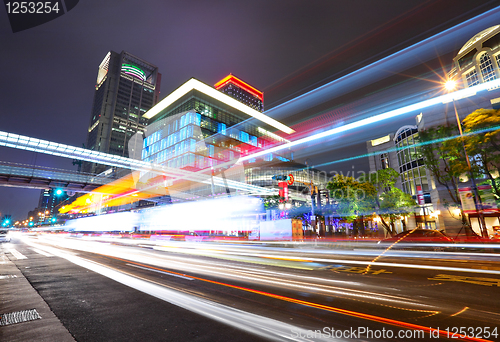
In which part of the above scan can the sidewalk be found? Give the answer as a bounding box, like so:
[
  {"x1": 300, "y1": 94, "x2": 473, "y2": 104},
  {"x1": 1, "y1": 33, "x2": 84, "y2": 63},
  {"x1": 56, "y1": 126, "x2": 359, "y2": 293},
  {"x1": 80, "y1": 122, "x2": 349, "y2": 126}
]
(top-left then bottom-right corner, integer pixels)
[{"x1": 0, "y1": 251, "x2": 75, "y2": 342}]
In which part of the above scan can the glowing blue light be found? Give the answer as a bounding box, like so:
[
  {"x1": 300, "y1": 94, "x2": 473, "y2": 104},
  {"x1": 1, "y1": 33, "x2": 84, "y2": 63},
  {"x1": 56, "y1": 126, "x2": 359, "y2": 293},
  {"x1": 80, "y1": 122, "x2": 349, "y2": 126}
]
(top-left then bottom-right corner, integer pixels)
[{"x1": 239, "y1": 78, "x2": 500, "y2": 163}]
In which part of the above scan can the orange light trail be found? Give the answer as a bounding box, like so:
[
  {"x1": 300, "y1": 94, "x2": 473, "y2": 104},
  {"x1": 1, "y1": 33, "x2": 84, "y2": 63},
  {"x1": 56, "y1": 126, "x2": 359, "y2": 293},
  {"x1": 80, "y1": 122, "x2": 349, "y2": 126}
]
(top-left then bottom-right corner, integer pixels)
[{"x1": 107, "y1": 255, "x2": 492, "y2": 342}]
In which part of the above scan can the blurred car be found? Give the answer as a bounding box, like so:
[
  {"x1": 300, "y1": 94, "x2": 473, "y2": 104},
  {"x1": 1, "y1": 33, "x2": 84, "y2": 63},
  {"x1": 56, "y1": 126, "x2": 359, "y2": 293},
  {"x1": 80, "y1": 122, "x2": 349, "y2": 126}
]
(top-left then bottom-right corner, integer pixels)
[
  {"x1": 444, "y1": 228, "x2": 495, "y2": 252},
  {"x1": 0, "y1": 229, "x2": 11, "y2": 243},
  {"x1": 378, "y1": 229, "x2": 453, "y2": 250},
  {"x1": 442, "y1": 228, "x2": 496, "y2": 242}
]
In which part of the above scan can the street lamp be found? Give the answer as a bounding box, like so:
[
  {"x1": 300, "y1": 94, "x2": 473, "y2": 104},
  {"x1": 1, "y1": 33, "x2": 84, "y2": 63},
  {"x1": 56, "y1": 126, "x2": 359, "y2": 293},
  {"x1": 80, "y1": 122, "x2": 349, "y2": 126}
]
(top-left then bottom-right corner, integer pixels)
[
  {"x1": 444, "y1": 79, "x2": 488, "y2": 237},
  {"x1": 444, "y1": 79, "x2": 457, "y2": 92}
]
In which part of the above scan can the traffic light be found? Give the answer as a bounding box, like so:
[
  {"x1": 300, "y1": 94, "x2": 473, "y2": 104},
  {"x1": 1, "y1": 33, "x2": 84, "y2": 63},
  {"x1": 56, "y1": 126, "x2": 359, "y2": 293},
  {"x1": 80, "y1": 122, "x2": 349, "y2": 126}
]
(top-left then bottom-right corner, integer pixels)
[
  {"x1": 51, "y1": 217, "x2": 57, "y2": 223},
  {"x1": 55, "y1": 189, "x2": 63, "y2": 196}
]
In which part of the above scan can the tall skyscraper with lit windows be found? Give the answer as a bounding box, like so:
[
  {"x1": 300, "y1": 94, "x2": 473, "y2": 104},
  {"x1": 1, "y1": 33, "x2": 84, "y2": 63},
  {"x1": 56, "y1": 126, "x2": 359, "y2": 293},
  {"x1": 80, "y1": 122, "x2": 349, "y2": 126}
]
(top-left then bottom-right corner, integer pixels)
[{"x1": 83, "y1": 50, "x2": 161, "y2": 173}]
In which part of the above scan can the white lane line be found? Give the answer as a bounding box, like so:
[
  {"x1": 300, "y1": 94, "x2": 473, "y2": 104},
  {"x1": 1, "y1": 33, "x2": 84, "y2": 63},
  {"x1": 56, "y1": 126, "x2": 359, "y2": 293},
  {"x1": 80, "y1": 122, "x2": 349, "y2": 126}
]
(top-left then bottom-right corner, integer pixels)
[
  {"x1": 126, "y1": 263, "x2": 194, "y2": 280},
  {"x1": 8, "y1": 249, "x2": 27, "y2": 260},
  {"x1": 31, "y1": 248, "x2": 54, "y2": 257}
]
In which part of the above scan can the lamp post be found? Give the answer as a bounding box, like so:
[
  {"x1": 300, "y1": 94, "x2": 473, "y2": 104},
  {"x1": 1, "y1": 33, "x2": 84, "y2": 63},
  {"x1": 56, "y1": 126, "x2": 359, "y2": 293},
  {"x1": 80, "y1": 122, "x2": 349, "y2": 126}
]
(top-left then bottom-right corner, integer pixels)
[{"x1": 444, "y1": 80, "x2": 488, "y2": 238}]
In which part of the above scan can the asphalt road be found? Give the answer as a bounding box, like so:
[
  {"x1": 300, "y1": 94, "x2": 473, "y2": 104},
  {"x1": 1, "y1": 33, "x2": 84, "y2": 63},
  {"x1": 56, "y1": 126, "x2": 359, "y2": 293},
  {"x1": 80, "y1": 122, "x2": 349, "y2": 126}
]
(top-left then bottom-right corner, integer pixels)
[{"x1": 3, "y1": 233, "x2": 500, "y2": 342}]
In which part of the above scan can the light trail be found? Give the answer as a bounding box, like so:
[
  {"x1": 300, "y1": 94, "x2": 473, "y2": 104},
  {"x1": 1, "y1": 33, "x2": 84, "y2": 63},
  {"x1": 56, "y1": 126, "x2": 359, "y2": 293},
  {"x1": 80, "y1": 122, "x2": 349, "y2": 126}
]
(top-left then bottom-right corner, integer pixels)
[
  {"x1": 238, "y1": 79, "x2": 500, "y2": 163},
  {"x1": 27, "y1": 235, "x2": 426, "y2": 307},
  {"x1": 312, "y1": 124, "x2": 500, "y2": 169},
  {"x1": 149, "y1": 244, "x2": 500, "y2": 276},
  {"x1": 24, "y1": 242, "x2": 337, "y2": 342},
  {"x1": 22, "y1": 234, "x2": 499, "y2": 341},
  {"x1": 34, "y1": 240, "x2": 488, "y2": 342},
  {"x1": 3, "y1": 79, "x2": 499, "y2": 198}
]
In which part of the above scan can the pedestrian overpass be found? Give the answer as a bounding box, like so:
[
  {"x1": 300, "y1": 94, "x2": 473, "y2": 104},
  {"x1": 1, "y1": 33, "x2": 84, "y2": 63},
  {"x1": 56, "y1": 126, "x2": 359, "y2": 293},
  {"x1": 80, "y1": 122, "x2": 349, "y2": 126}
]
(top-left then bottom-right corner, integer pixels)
[
  {"x1": 0, "y1": 161, "x2": 115, "y2": 192},
  {"x1": 0, "y1": 130, "x2": 275, "y2": 196}
]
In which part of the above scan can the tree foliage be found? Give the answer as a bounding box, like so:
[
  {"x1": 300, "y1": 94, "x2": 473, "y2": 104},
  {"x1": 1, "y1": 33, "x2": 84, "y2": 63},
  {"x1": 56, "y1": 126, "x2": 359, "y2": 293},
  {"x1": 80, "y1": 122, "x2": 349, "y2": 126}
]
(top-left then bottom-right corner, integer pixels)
[
  {"x1": 463, "y1": 109, "x2": 500, "y2": 199},
  {"x1": 262, "y1": 195, "x2": 284, "y2": 210},
  {"x1": 419, "y1": 125, "x2": 465, "y2": 206},
  {"x1": 365, "y1": 168, "x2": 416, "y2": 235},
  {"x1": 419, "y1": 109, "x2": 500, "y2": 223},
  {"x1": 327, "y1": 168, "x2": 416, "y2": 236}
]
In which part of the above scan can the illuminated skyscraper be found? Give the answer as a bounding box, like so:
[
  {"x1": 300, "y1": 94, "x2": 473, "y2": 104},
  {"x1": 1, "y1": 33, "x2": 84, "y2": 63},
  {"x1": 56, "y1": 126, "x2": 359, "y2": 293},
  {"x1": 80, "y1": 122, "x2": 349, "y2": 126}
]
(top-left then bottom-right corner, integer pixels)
[
  {"x1": 83, "y1": 51, "x2": 161, "y2": 173},
  {"x1": 214, "y1": 74, "x2": 264, "y2": 112}
]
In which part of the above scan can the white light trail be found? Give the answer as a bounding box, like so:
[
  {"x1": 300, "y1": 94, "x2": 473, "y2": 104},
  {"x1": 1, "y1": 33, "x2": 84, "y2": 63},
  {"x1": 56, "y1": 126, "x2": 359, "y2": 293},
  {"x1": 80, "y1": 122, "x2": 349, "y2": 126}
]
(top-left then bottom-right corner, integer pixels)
[
  {"x1": 22, "y1": 238, "x2": 341, "y2": 342},
  {"x1": 240, "y1": 79, "x2": 500, "y2": 162},
  {"x1": 126, "y1": 263, "x2": 194, "y2": 280}
]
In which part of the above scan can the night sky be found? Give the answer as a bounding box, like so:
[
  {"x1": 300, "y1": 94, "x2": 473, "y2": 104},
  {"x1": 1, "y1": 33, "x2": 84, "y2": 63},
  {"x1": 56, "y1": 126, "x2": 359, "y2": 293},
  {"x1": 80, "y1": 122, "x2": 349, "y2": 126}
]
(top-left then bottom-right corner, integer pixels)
[{"x1": 0, "y1": 0, "x2": 498, "y2": 220}]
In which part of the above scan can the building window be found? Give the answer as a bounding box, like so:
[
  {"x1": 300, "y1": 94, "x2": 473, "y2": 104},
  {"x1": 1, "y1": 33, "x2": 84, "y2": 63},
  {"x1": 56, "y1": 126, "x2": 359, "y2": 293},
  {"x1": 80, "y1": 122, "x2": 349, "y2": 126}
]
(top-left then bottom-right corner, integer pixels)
[
  {"x1": 495, "y1": 54, "x2": 500, "y2": 72},
  {"x1": 479, "y1": 53, "x2": 497, "y2": 83},
  {"x1": 380, "y1": 153, "x2": 389, "y2": 169},
  {"x1": 465, "y1": 69, "x2": 480, "y2": 87}
]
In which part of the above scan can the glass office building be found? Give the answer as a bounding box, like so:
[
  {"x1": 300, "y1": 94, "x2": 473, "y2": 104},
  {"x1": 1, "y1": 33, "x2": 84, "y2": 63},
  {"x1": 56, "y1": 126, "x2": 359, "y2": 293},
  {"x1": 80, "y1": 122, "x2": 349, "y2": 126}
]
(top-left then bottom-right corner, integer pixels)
[
  {"x1": 135, "y1": 77, "x2": 294, "y2": 199},
  {"x1": 394, "y1": 125, "x2": 429, "y2": 196}
]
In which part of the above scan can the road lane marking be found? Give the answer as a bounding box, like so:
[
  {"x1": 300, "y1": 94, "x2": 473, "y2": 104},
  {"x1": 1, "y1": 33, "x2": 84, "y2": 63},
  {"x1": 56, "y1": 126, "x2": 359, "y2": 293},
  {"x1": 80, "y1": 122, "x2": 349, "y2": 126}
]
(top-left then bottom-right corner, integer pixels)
[
  {"x1": 126, "y1": 263, "x2": 193, "y2": 280},
  {"x1": 320, "y1": 265, "x2": 392, "y2": 275},
  {"x1": 428, "y1": 274, "x2": 500, "y2": 287},
  {"x1": 8, "y1": 249, "x2": 27, "y2": 260},
  {"x1": 30, "y1": 248, "x2": 54, "y2": 257}
]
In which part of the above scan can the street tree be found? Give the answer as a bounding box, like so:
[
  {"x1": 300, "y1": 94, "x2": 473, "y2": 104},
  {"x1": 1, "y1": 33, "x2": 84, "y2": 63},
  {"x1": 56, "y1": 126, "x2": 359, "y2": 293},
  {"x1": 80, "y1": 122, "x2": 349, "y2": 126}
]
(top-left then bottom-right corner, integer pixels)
[
  {"x1": 463, "y1": 108, "x2": 500, "y2": 199},
  {"x1": 418, "y1": 126, "x2": 465, "y2": 208},
  {"x1": 364, "y1": 168, "x2": 416, "y2": 235}
]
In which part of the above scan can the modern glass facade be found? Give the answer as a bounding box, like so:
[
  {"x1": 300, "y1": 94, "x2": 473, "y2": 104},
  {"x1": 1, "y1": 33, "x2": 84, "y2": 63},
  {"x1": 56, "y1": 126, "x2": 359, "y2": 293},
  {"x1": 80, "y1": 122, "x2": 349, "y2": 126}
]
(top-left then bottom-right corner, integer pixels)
[
  {"x1": 137, "y1": 77, "x2": 294, "y2": 200},
  {"x1": 394, "y1": 126, "x2": 428, "y2": 196},
  {"x1": 143, "y1": 108, "x2": 290, "y2": 171}
]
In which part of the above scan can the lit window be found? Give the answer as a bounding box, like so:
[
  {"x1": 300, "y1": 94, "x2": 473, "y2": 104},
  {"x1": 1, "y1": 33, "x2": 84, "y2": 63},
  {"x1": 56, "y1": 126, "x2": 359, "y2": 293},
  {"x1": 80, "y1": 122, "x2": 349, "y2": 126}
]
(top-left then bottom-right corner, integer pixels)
[
  {"x1": 479, "y1": 53, "x2": 497, "y2": 82},
  {"x1": 465, "y1": 69, "x2": 479, "y2": 87},
  {"x1": 380, "y1": 153, "x2": 389, "y2": 169}
]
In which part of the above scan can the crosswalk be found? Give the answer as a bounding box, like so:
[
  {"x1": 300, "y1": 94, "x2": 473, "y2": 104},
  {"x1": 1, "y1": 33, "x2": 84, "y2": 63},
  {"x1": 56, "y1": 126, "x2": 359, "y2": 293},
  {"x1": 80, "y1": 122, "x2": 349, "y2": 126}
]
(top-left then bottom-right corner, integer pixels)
[
  {"x1": 30, "y1": 248, "x2": 54, "y2": 257},
  {"x1": 8, "y1": 249, "x2": 27, "y2": 259},
  {"x1": 5, "y1": 248, "x2": 55, "y2": 259}
]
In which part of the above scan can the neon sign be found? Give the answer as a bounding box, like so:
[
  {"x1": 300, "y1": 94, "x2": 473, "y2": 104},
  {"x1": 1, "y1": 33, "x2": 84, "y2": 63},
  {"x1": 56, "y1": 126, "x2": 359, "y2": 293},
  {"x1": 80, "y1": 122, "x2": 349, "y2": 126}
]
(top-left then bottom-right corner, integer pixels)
[
  {"x1": 121, "y1": 64, "x2": 146, "y2": 81},
  {"x1": 214, "y1": 75, "x2": 263, "y2": 101}
]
